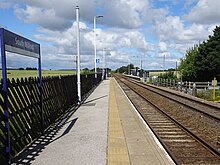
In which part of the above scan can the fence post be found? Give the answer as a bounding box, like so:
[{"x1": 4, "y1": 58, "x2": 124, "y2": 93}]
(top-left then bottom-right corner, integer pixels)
[
  {"x1": 173, "y1": 80, "x2": 176, "y2": 90},
  {"x1": 207, "y1": 81, "x2": 210, "y2": 90},
  {"x1": 185, "y1": 81, "x2": 188, "y2": 93},
  {"x1": 189, "y1": 81, "x2": 191, "y2": 94},
  {"x1": 175, "y1": 80, "x2": 177, "y2": 89},
  {"x1": 180, "y1": 81, "x2": 182, "y2": 92},
  {"x1": 192, "y1": 83, "x2": 197, "y2": 96},
  {"x1": 1, "y1": 29, "x2": 11, "y2": 164}
]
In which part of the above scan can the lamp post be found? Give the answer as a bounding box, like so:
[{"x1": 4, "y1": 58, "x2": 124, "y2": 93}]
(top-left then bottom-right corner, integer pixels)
[
  {"x1": 163, "y1": 53, "x2": 165, "y2": 72},
  {"x1": 176, "y1": 60, "x2": 178, "y2": 77},
  {"x1": 76, "y1": 6, "x2": 81, "y2": 103},
  {"x1": 102, "y1": 48, "x2": 106, "y2": 80},
  {"x1": 140, "y1": 60, "x2": 143, "y2": 77},
  {"x1": 128, "y1": 59, "x2": 130, "y2": 75},
  {"x1": 94, "y1": 15, "x2": 103, "y2": 80}
]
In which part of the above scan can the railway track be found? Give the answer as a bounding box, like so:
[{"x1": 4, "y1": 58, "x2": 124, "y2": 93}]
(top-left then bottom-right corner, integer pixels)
[{"x1": 114, "y1": 74, "x2": 220, "y2": 164}]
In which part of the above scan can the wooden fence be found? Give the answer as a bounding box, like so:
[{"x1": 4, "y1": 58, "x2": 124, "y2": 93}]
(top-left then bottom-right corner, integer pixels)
[{"x1": 0, "y1": 73, "x2": 101, "y2": 164}]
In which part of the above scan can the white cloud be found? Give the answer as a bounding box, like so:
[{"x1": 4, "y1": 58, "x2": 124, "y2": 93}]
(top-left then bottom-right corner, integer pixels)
[
  {"x1": 3, "y1": 0, "x2": 220, "y2": 70},
  {"x1": 15, "y1": 5, "x2": 71, "y2": 31},
  {"x1": 6, "y1": 0, "x2": 170, "y2": 70},
  {"x1": 102, "y1": 0, "x2": 150, "y2": 29},
  {"x1": 33, "y1": 21, "x2": 154, "y2": 69},
  {"x1": 183, "y1": 0, "x2": 198, "y2": 8},
  {"x1": 185, "y1": 0, "x2": 220, "y2": 24},
  {"x1": 154, "y1": 16, "x2": 211, "y2": 52},
  {"x1": 159, "y1": 42, "x2": 167, "y2": 52},
  {"x1": 0, "y1": 1, "x2": 12, "y2": 9},
  {"x1": 12, "y1": 0, "x2": 166, "y2": 30}
]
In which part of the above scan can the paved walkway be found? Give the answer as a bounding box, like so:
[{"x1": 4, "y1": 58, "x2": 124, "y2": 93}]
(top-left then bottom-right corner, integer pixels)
[
  {"x1": 12, "y1": 78, "x2": 175, "y2": 165},
  {"x1": 13, "y1": 80, "x2": 110, "y2": 165}
]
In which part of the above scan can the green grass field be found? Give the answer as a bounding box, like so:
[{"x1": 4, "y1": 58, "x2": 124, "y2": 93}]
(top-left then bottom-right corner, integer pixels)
[
  {"x1": 0, "y1": 70, "x2": 76, "y2": 79},
  {"x1": 149, "y1": 71, "x2": 181, "y2": 78}
]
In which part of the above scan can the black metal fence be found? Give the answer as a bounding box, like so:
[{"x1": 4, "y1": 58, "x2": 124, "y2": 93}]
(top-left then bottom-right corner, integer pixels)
[{"x1": 0, "y1": 73, "x2": 102, "y2": 164}]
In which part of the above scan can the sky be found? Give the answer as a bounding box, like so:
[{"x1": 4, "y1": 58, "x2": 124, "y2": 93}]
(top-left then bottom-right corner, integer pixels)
[{"x1": 0, "y1": 0, "x2": 220, "y2": 70}]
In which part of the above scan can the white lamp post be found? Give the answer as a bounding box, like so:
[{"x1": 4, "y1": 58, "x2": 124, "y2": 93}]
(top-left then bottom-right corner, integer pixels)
[
  {"x1": 76, "y1": 6, "x2": 81, "y2": 103},
  {"x1": 163, "y1": 53, "x2": 165, "y2": 72},
  {"x1": 94, "y1": 15, "x2": 103, "y2": 79},
  {"x1": 102, "y1": 48, "x2": 106, "y2": 80}
]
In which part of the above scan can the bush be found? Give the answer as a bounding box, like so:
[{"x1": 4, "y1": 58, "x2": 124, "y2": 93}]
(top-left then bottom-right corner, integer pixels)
[{"x1": 197, "y1": 89, "x2": 220, "y2": 101}]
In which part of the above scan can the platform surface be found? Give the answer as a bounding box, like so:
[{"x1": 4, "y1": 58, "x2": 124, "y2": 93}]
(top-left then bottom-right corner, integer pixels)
[
  {"x1": 110, "y1": 78, "x2": 174, "y2": 165},
  {"x1": 12, "y1": 78, "x2": 175, "y2": 165},
  {"x1": 12, "y1": 80, "x2": 110, "y2": 165}
]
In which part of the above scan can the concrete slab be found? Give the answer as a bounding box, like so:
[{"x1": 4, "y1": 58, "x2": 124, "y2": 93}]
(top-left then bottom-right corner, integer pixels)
[{"x1": 12, "y1": 80, "x2": 110, "y2": 165}]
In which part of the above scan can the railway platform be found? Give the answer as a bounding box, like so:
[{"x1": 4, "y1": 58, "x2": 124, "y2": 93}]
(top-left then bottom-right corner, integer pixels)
[{"x1": 12, "y1": 78, "x2": 174, "y2": 165}]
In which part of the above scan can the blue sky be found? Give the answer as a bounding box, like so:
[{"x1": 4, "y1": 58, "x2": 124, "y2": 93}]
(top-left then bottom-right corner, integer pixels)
[{"x1": 0, "y1": 0, "x2": 220, "y2": 70}]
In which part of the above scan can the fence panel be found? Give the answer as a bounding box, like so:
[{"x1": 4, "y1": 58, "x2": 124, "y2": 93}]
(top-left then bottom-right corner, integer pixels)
[{"x1": 0, "y1": 73, "x2": 101, "y2": 164}]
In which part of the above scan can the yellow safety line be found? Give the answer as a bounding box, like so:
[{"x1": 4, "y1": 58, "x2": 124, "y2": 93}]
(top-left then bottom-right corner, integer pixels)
[{"x1": 108, "y1": 78, "x2": 130, "y2": 165}]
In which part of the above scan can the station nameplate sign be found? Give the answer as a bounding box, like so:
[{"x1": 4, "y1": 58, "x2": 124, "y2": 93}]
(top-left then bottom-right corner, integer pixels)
[{"x1": 2, "y1": 28, "x2": 40, "y2": 58}]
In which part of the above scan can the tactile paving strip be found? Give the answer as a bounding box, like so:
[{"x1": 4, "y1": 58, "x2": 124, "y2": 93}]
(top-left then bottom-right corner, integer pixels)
[{"x1": 107, "y1": 78, "x2": 131, "y2": 165}]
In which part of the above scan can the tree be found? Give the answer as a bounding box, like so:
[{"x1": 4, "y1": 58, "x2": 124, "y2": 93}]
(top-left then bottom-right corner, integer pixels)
[
  {"x1": 196, "y1": 26, "x2": 220, "y2": 81},
  {"x1": 81, "y1": 68, "x2": 91, "y2": 74},
  {"x1": 115, "y1": 66, "x2": 127, "y2": 73},
  {"x1": 179, "y1": 26, "x2": 220, "y2": 81},
  {"x1": 26, "y1": 67, "x2": 37, "y2": 70},
  {"x1": 115, "y1": 64, "x2": 135, "y2": 74},
  {"x1": 179, "y1": 45, "x2": 199, "y2": 81}
]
